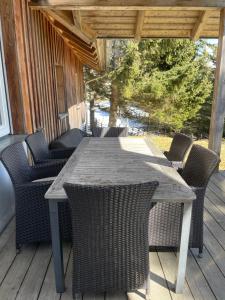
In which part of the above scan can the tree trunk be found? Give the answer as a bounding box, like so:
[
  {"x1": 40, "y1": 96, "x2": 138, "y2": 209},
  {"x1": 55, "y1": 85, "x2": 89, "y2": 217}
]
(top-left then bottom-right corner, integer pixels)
[{"x1": 109, "y1": 82, "x2": 118, "y2": 127}]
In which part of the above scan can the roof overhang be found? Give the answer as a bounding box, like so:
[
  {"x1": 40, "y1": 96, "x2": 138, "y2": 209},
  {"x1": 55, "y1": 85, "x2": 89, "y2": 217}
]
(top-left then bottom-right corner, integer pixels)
[{"x1": 29, "y1": 1, "x2": 225, "y2": 69}]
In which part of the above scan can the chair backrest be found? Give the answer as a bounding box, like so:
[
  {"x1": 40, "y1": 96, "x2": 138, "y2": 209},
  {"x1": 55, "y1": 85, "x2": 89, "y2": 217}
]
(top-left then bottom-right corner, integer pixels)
[
  {"x1": 182, "y1": 144, "x2": 220, "y2": 188},
  {"x1": 63, "y1": 181, "x2": 158, "y2": 293},
  {"x1": 92, "y1": 127, "x2": 128, "y2": 137},
  {"x1": 25, "y1": 130, "x2": 49, "y2": 163},
  {"x1": 167, "y1": 133, "x2": 192, "y2": 161},
  {"x1": 50, "y1": 128, "x2": 87, "y2": 149},
  {"x1": 0, "y1": 142, "x2": 32, "y2": 184}
]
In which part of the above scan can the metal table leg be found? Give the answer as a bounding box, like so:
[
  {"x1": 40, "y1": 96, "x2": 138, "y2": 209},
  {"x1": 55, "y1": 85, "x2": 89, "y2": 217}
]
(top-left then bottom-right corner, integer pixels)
[
  {"x1": 49, "y1": 199, "x2": 65, "y2": 293},
  {"x1": 175, "y1": 202, "x2": 193, "y2": 293}
]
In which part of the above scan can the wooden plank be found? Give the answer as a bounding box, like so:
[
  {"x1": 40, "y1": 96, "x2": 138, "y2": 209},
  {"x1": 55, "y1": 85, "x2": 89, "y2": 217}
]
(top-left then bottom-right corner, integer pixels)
[
  {"x1": 157, "y1": 252, "x2": 194, "y2": 299},
  {"x1": 45, "y1": 9, "x2": 95, "y2": 44},
  {"x1": 0, "y1": 245, "x2": 37, "y2": 300},
  {"x1": 148, "y1": 252, "x2": 171, "y2": 300},
  {"x1": 0, "y1": 218, "x2": 15, "y2": 252},
  {"x1": 38, "y1": 242, "x2": 71, "y2": 300},
  {"x1": 205, "y1": 197, "x2": 225, "y2": 230},
  {"x1": 45, "y1": 137, "x2": 195, "y2": 204},
  {"x1": 204, "y1": 225, "x2": 225, "y2": 277},
  {"x1": 0, "y1": 230, "x2": 17, "y2": 284},
  {"x1": 72, "y1": 10, "x2": 82, "y2": 29},
  {"x1": 192, "y1": 11, "x2": 211, "y2": 40},
  {"x1": 135, "y1": 11, "x2": 145, "y2": 41},
  {"x1": 204, "y1": 209, "x2": 225, "y2": 249},
  {"x1": 185, "y1": 251, "x2": 216, "y2": 300},
  {"x1": 209, "y1": 8, "x2": 225, "y2": 155},
  {"x1": 191, "y1": 248, "x2": 225, "y2": 300},
  {"x1": 29, "y1": 1, "x2": 225, "y2": 10},
  {"x1": 16, "y1": 244, "x2": 52, "y2": 300}
]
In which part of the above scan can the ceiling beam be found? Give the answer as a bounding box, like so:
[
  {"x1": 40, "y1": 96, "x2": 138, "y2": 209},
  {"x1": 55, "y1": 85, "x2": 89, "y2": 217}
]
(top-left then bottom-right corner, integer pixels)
[
  {"x1": 44, "y1": 9, "x2": 95, "y2": 44},
  {"x1": 192, "y1": 11, "x2": 210, "y2": 40},
  {"x1": 135, "y1": 11, "x2": 145, "y2": 41},
  {"x1": 42, "y1": 11, "x2": 100, "y2": 70},
  {"x1": 29, "y1": 1, "x2": 225, "y2": 10},
  {"x1": 72, "y1": 10, "x2": 82, "y2": 29}
]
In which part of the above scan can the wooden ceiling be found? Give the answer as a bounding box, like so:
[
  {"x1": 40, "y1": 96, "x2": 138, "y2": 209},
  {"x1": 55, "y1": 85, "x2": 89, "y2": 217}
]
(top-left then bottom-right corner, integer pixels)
[{"x1": 29, "y1": 1, "x2": 225, "y2": 70}]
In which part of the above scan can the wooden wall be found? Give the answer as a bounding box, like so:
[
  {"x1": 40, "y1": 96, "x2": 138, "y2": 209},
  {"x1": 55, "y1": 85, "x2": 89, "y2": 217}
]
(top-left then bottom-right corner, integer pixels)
[{"x1": 0, "y1": 0, "x2": 85, "y2": 142}]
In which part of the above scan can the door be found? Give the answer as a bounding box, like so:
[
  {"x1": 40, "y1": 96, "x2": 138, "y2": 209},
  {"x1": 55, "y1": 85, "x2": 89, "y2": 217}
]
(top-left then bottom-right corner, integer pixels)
[{"x1": 0, "y1": 28, "x2": 10, "y2": 138}]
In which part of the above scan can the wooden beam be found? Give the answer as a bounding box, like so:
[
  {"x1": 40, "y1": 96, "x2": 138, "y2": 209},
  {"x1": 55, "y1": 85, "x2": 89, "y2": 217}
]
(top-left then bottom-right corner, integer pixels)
[
  {"x1": 42, "y1": 11, "x2": 100, "y2": 70},
  {"x1": 135, "y1": 11, "x2": 145, "y2": 41},
  {"x1": 44, "y1": 9, "x2": 95, "y2": 44},
  {"x1": 192, "y1": 11, "x2": 210, "y2": 40},
  {"x1": 95, "y1": 39, "x2": 106, "y2": 71},
  {"x1": 72, "y1": 10, "x2": 82, "y2": 29},
  {"x1": 29, "y1": 1, "x2": 225, "y2": 10},
  {"x1": 208, "y1": 8, "x2": 225, "y2": 156}
]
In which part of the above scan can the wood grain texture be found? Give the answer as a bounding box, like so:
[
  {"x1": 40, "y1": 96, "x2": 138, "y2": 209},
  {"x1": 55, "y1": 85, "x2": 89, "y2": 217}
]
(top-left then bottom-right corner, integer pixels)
[
  {"x1": 0, "y1": 0, "x2": 25, "y2": 134},
  {"x1": 45, "y1": 137, "x2": 195, "y2": 203},
  {"x1": 209, "y1": 8, "x2": 225, "y2": 155},
  {"x1": 10, "y1": 1, "x2": 86, "y2": 142}
]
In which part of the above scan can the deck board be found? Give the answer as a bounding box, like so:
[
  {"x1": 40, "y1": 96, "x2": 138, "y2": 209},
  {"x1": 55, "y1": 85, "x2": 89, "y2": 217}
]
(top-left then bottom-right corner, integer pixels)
[{"x1": 0, "y1": 172, "x2": 225, "y2": 299}]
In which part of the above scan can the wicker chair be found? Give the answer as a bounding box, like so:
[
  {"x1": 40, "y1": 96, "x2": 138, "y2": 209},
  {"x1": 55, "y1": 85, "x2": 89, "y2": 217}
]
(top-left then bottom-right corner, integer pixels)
[
  {"x1": 25, "y1": 129, "x2": 74, "y2": 165},
  {"x1": 0, "y1": 142, "x2": 72, "y2": 250},
  {"x1": 63, "y1": 181, "x2": 158, "y2": 298},
  {"x1": 50, "y1": 128, "x2": 91, "y2": 150},
  {"x1": 92, "y1": 127, "x2": 128, "y2": 137},
  {"x1": 164, "y1": 133, "x2": 192, "y2": 162},
  {"x1": 149, "y1": 144, "x2": 220, "y2": 256}
]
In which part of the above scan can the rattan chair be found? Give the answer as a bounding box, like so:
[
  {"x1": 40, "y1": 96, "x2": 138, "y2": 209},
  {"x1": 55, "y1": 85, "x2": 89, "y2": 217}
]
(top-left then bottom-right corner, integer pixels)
[
  {"x1": 25, "y1": 129, "x2": 74, "y2": 165},
  {"x1": 63, "y1": 181, "x2": 158, "y2": 298},
  {"x1": 149, "y1": 144, "x2": 220, "y2": 256},
  {"x1": 50, "y1": 128, "x2": 91, "y2": 150},
  {"x1": 0, "y1": 142, "x2": 72, "y2": 250},
  {"x1": 164, "y1": 133, "x2": 192, "y2": 162},
  {"x1": 92, "y1": 127, "x2": 128, "y2": 137}
]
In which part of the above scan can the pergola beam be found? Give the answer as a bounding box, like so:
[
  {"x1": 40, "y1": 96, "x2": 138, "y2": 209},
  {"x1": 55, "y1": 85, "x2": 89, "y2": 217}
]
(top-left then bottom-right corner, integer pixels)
[
  {"x1": 209, "y1": 8, "x2": 225, "y2": 156},
  {"x1": 135, "y1": 11, "x2": 145, "y2": 41},
  {"x1": 29, "y1": 1, "x2": 225, "y2": 10},
  {"x1": 191, "y1": 11, "x2": 210, "y2": 40},
  {"x1": 44, "y1": 9, "x2": 95, "y2": 44}
]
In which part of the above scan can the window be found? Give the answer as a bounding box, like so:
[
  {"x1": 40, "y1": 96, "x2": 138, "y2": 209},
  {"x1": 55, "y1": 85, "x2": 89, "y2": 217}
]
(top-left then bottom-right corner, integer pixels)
[{"x1": 0, "y1": 26, "x2": 10, "y2": 138}]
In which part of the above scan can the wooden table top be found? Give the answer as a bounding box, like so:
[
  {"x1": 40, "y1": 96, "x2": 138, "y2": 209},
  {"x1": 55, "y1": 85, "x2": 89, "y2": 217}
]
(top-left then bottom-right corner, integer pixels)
[{"x1": 45, "y1": 137, "x2": 196, "y2": 203}]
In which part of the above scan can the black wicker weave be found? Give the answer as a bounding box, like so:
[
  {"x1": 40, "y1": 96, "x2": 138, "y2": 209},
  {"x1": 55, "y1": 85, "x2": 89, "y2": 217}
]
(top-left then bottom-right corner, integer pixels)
[
  {"x1": 50, "y1": 128, "x2": 91, "y2": 150},
  {"x1": 164, "y1": 133, "x2": 192, "y2": 162},
  {"x1": 25, "y1": 129, "x2": 73, "y2": 165},
  {"x1": 92, "y1": 127, "x2": 128, "y2": 137},
  {"x1": 149, "y1": 144, "x2": 220, "y2": 256},
  {"x1": 63, "y1": 181, "x2": 158, "y2": 297},
  {"x1": 0, "y1": 142, "x2": 72, "y2": 249}
]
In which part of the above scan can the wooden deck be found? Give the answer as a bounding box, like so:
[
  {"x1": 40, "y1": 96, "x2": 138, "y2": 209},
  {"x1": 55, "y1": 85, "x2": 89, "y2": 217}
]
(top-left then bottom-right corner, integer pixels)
[{"x1": 1, "y1": 172, "x2": 225, "y2": 300}]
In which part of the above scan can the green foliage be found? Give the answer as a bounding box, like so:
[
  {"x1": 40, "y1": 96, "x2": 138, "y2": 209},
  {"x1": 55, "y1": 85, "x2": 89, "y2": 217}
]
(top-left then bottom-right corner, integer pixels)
[{"x1": 85, "y1": 38, "x2": 216, "y2": 134}]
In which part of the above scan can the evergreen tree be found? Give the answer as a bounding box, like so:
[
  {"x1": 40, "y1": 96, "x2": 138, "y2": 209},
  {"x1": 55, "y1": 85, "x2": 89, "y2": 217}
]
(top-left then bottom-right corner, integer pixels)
[{"x1": 85, "y1": 39, "x2": 216, "y2": 133}]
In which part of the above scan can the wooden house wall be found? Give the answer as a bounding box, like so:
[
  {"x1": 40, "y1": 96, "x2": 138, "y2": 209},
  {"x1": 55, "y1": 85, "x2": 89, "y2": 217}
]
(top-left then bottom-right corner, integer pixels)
[{"x1": 0, "y1": 0, "x2": 86, "y2": 142}]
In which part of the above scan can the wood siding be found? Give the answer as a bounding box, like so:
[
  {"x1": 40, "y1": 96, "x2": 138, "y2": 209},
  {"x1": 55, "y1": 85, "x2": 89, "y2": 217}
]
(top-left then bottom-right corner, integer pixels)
[{"x1": 0, "y1": 0, "x2": 86, "y2": 142}]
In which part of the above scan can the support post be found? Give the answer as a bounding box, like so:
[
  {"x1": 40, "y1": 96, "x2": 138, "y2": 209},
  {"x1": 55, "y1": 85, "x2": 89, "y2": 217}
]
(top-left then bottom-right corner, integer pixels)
[{"x1": 209, "y1": 8, "x2": 225, "y2": 155}]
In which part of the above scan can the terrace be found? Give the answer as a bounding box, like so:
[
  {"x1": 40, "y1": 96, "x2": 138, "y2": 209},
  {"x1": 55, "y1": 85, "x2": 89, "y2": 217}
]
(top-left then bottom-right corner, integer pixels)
[
  {"x1": 1, "y1": 1, "x2": 225, "y2": 300},
  {"x1": 0, "y1": 172, "x2": 225, "y2": 300}
]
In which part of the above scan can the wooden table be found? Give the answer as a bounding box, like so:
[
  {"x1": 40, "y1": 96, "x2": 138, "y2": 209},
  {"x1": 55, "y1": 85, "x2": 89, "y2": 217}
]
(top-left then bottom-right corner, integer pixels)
[{"x1": 45, "y1": 137, "x2": 196, "y2": 294}]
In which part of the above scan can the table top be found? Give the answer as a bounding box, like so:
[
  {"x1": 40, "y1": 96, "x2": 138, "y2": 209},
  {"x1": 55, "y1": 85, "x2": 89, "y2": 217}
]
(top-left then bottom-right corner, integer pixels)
[{"x1": 45, "y1": 137, "x2": 196, "y2": 203}]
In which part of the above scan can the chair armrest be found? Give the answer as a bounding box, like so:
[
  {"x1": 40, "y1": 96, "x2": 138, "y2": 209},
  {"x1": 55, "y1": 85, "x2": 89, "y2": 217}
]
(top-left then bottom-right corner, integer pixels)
[
  {"x1": 49, "y1": 148, "x2": 75, "y2": 159},
  {"x1": 15, "y1": 181, "x2": 52, "y2": 202},
  {"x1": 31, "y1": 161, "x2": 65, "y2": 180}
]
